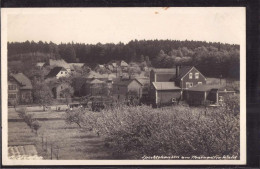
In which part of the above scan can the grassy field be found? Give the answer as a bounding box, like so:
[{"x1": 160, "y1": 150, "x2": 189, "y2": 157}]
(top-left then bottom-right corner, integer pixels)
[{"x1": 8, "y1": 107, "x2": 112, "y2": 160}]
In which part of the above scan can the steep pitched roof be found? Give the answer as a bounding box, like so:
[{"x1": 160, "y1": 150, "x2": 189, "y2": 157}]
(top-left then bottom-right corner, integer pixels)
[
  {"x1": 69, "y1": 63, "x2": 84, "y2": 68},
  {"x1": 88, "y1": 79, "x2": 105, "y2": 84},
  {"x1": 120, "y1": 60, "x2": 128, "y2": 67},
  {"x1": 106, "y1": 65, "x2": 114, "y2": 71},
  {"x1": 46, "y1": 67, "x2": 67, "y2": 78},
  {"x1": 114, "y1": 79, "x2": 142, "y2": 87},
  {"x1": 112, "y1": 63, "x2": 117, "y2": 67},
  {"x1": 176, "y1": 66, "x2": 193, "y2": 79},
  {"x1": 85, "y1": 71, "x2": 106, "y2": 79},
  {"x1": 49, "y1": 59, "x2": 70, "y2": 69},
  {"x1": 11, "y1": 73, "x2": 33, "y2": 89},
  {"x1": 135, "y1": 77, "x2": 150, "y2": 86},
  {"x1": 152, "y1": 82, "x2": 181, "y2": 90},
  {"x1": 36, "y1": 62, "x2": 46, "y2": 67},
  {"x1": 152, "y1": 68, "x2": 176, "y2": 74}
]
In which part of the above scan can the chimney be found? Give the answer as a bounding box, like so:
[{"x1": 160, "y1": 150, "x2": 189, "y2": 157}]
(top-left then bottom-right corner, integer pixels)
[{"x1": 176, "y1": 65, "x2": 180, "y2": 77}]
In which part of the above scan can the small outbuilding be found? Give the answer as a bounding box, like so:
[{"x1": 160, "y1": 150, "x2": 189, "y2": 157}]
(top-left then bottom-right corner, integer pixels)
[
  {"x1": 151, "y1": 82, "x2": 181, "y2": 107},
  {"x1": 185, "y1": 84, "x2": 236, "y2": 106}
]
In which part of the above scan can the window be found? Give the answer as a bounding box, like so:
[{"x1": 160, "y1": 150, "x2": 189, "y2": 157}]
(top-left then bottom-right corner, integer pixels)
[
  {"x1": 8, "y1": 85, "x2": 16, "y2": 90},
  {"x1": 61, "y1": 72, "x2": 63, "y2": 74},
  {"x1": 195, "y1": 73, "x2": 199, "y2": 79},
  {"x1": 61, "y1": 86, "x2": 63, "y2": 89},
  {"x1": 65, "y1": 72, "x2": 67, "y2": 74},
  {"x1": 8, "y1": 93, "x2": 16, "y2": 99},
  {"x1": 198, "y1": 82, "x2": 202, "y2": 85},
  {"x1": 186, "y1": 82, "x2": 193, "y2": 88},
  {"x1": 118, "y1": 87, "x2": 119, "y2": 91},
  {"x1": 118, "y1": 95, "x2": 120, "y2": 99},
  {"x1": 189, "y1": 73, "x2": 192, "y2": 79}
]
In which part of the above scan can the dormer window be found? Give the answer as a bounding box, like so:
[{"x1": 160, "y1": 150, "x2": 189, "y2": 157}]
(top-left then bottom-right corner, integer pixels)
[
  {"x1": 189, "y1": 73, "x2": 192, "y2": 79},
  {"x1": 195, "y1": 73, "x2": 199, "y2": 79}
]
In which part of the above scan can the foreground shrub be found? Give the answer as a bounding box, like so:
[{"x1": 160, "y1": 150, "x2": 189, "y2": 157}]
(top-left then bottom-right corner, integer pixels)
[
  {"x1": 16, "y1": 107, "x2": 41, "y2": 135},
  {"x1": 17, "y1": 107, "x2": 27, "y2": 119},
  {"x1": 32, "y1": 120, "x2": 41, "y2": 135},
  {"x1": 65, "y1": 108, "x2": 86, "y2": 128}
]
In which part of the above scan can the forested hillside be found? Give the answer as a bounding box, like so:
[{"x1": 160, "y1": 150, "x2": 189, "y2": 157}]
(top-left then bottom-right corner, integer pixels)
[{"x1": 8, "y1": 40, "x2": 240, "y2": 79}]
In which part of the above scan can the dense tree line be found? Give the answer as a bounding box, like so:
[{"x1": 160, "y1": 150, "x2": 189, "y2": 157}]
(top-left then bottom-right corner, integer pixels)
[{"x1": 8, "y1": 40, "x2": 240, "y2": 79}]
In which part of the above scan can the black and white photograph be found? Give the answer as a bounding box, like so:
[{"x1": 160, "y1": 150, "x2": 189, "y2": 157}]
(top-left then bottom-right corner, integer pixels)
[{"x1": 1, "y1": 7, "x2": 246, "y2": 165}]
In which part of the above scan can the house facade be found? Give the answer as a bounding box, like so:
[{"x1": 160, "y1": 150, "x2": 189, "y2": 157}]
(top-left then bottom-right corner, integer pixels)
[
  {"x1": 185, "y1": 84, "x2": 236, "y2": 106},
  {"x1": 150, "y1": 68, "x2": 176, "y2": 85},
  {"x1": 136, "y1": 77, "x2": 150, "y2": 100},
  {"x1": 175, "y1": 66, "x2": 207, "y2": 89},
  {"x1": 120, "y1": 60, "x2": 129, "y2": 71},
  {"x1": 81, "y1": 79, "x2": 108, "y2": 96},
  {"x1": 151, "y1": 82, "x2": 181, "y2": 107},
  {"x1": 149, "y1": 66, "x2": 208, "y2": 106},
  {"x1": 51, "y1": 82, "x2": 72, "y2": 99},
  {"x1": 8, "y1": 73, "x2": 33, "y2": 105},
  {"x1": 112, "y1": 79, "x2": 142, "y2": 103}
]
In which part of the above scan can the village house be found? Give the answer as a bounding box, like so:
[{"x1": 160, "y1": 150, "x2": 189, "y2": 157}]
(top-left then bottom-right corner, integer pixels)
[
  {"x1": 136, "y1": 77, "x2": 150, "y2": 100},
  {"x1": 150, "y1": 68, "x2": 176, "y2": 85},
  {"x1": 149, "y1": 66, "x2": 207, "y2": 107},
  {"x1": 106, "y1": 64, "x2": 114, "y2": 72},
  {"x1": 112, "y1": 62, "x2": 117, "y2": 69},
  {"x1": 51, "y1": 82, "x2": 72, "y2": 99},
  {"x1": 71, "y1": 77, "x2": 88, "y2": 97},
  {"x1": 45, "y1": 67, "x2": 69, "y2": 79},
  {"x1": 120, "y1": 60, "x2": 129, "y2": 71},
  {"x1": 112, "y1": 78, "x2": 142, "y2": 103},
  {"x1": 151, "y1": 82, "x2": 182, "y2": 107},
  {"x1": 81, "y1": 79, "x2": 108, "y2": 96},
  {"x1": 8, "y1": 73, "x2": 33, "y2": 105},
  {"x1": 175, "y1": 66, "x2": 207, "y2": 89},
  {"x1": 68, "y1": 63, "x2": 85, "y2": 72},
  {"x1": 35, "y1": 62, "x2": 47, "y2": 69},
  {"x1": 185, "y1": 84, "x2": 236, "y2": 106},
  {"x1": 48, "y1": 59, "x2": 71, "y2": 73}
]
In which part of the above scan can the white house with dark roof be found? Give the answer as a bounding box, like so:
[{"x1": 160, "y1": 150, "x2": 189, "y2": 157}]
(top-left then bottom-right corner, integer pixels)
[
  {"x1": 45, "y1": 67, "x2": 69, "y2": 79},
  {"x1": 48, "y1": 59, "x2": 71, "y2": 73}
]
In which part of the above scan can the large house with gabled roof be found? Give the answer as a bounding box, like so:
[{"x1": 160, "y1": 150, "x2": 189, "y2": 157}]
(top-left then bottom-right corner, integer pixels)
[
  {"x1": 149, "y1": 66, "x2": 207, "y2": 106},
  {"x1": 8, "y1": 73, "x2": 33, "y2": 105},
  {"x1": 175, "y1": 66, "x2": 207, "y2": 89},
  {"x1": 112, "y1": 78, "x2": 142, "y2": 103}
]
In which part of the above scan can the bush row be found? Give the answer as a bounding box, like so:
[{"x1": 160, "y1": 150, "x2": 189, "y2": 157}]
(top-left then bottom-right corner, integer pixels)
[{"x1": 17, "y1": 108, "x2": 41, "y2": 135}]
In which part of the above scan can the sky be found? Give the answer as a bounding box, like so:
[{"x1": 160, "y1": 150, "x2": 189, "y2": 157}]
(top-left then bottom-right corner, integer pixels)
[{"x1": 6, "y1": 7, "x2": 245, "y2": 45}]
